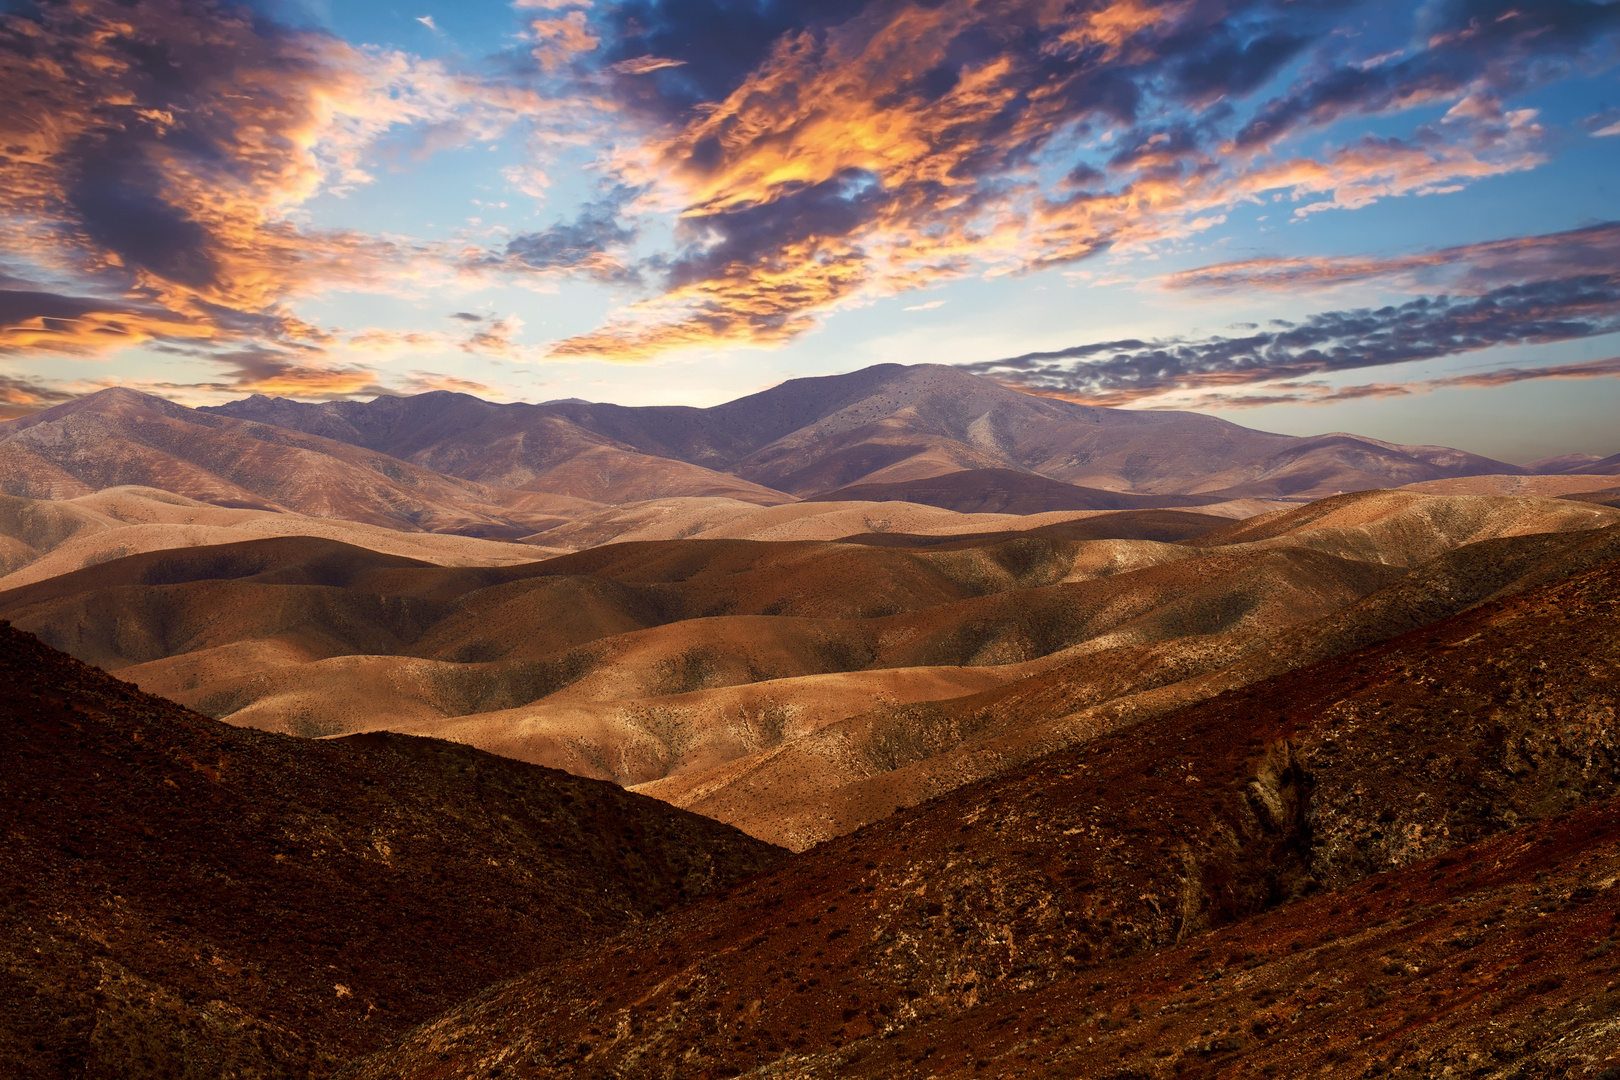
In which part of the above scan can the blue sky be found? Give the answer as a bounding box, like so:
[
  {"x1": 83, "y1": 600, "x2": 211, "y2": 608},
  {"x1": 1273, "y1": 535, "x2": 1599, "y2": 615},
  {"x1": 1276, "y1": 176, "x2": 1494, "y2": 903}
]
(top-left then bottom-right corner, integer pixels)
[{"x1": 1, "y1": 0, "x2": 1618, "y2": 463}]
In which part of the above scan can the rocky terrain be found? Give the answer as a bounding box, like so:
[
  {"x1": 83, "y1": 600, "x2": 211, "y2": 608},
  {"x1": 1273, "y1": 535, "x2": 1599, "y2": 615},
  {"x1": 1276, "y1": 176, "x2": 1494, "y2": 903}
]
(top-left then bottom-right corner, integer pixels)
[
  {"x1": 341, "y1": 548, "x2": 1620, "y2": 1080},
  {"x1": 0, "y1": 622, "x2": 783, "y2": 1079}
]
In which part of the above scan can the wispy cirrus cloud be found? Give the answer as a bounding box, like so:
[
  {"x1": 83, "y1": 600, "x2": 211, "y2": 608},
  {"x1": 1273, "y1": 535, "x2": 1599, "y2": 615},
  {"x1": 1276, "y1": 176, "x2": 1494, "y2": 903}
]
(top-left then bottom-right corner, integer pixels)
[
  {"x1": 538, "y1": 0, "x2": 1614, "y2": 361},
  {"x1": 964, "y1": 220, "x2": 1620, "y2": 405},
  {"x1": 1177, "y1": 355, "x2": 1620, "y2": 409},
  {"x1": 1163, "y1": 222, "x2": 1620, "y2": 293}
]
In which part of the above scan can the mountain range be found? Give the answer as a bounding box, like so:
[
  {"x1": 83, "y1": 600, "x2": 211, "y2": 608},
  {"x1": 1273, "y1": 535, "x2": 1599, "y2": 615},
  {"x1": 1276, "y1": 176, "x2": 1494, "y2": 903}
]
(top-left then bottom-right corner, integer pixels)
[
  {"x1": 205, "y1": 363, "x2": 1617, "y2": 503},
  {"x1": 5, "y1": 362, "x2": 1620, "y2": 1079},
  {"x1": 3, "y1": 366, "x2": 1614, "y2": 548}
]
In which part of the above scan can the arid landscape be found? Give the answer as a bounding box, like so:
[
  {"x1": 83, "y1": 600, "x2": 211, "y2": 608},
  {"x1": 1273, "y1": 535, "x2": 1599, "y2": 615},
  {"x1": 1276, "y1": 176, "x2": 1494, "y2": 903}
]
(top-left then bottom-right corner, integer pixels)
[
  {"x1": 2, "y1": 363, "x2": 1620, "y2": 1079},
  {"x1": 7, "y1": 0, "x2": 1620, "y2": 1072}
]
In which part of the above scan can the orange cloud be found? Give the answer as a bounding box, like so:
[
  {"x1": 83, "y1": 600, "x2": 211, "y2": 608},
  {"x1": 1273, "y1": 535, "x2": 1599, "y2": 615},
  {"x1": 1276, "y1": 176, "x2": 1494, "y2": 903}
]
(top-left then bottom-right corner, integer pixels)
[
  {"x1": 551, "y1": 0, "x2": 1551, "y2": 361},
  {"x1": 0, "y1": 0, "x2": 549, "y2": 381}
]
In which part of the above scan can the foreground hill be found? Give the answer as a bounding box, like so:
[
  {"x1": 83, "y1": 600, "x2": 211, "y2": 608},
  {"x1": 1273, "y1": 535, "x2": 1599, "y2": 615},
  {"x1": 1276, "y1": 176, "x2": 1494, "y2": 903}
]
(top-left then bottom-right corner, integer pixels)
[
  {"x1": 0, "y1": 622, "x2": 783, "y2": 1079},
  {"x1": 208, "y1": 364, "x2": 1540, "y2": 502},
  {"x1": 3, "y1": 490, "x2": 1615, "y2": 850},
  {"x1": 344, "y1": 545, "x2": 1620, "y2": 1080}
]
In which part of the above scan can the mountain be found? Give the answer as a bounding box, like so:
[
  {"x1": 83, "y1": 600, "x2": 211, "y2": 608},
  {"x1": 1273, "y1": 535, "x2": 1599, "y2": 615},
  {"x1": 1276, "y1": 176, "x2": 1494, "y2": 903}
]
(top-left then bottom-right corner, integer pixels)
[
  {"x1": 343, "y1": 546, "x2": 1620, "y2": 1080},
  {"x1": 0, "y1": 619, "x2": 783, "y2": 1078},
  {"x1": 198, "y1": 390, "x2": 792, "y2": 504},
  {"x1": 801, "y1": 467, "x2": 1230, "y2": 513},
  {"x1": 5, "y1": 489, "x2": 1614, "y2": 851},
  {"x1": 1573, "y1": 450, "x2": 1620, "y2": 475},
  {"x1": 207, "y1": 364, "x2": 1535, "y2": 503},
  {"x1": 1524, "y1": 451, "x2": 1605, "y2": 473},
  {"x1": 0, "y1": 388, "x2": 590, "y2": 536}
]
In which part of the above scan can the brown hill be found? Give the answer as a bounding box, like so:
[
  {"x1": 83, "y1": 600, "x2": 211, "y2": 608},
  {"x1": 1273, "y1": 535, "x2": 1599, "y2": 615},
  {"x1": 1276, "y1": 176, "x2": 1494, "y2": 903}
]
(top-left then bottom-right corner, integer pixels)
[
  {"x1": 207, "y1": 364, "x2": 1534, "y2": 503},
  {"x1": 1572, "y1": 450, "x2": 1620, "y2": 475},
  {"x1": 0, "y1": 388, "x2": 583, "y2": 536},
  {"x1": 0, "y1": 487, "x2": 555, "y2": 592},
  {"x1": 200, "y1": 390, "x2": 793, "y2": 505},
  {"x1": 802, "y1": 467, "x2": 1227, "y2": 513},
  {"x1": 838, "y1": 508, "x2": 1252, "y2": 547},
  {"x1": 1562, "y1": 486, "x2": 1620, "y2": 508},
  {"x1": 342, "y1": 545, "x2": 1620, "y2": 1080},
  {"x1": 4, "y1": 491, "x2": 1616, "y2": 853},
  {"x1": 0, "y1": 620, "x2": 783, "y2": 1079}
]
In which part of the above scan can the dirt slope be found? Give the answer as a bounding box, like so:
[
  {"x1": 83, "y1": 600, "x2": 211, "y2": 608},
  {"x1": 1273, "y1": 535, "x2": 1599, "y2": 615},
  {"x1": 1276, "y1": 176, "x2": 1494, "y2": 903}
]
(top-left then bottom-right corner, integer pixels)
[
  {"x1": 0, "y1": 622, "x2": 783, "y2": 1080},
  {"x1": 341, "y1": 547, "x2": 1620, "y2": 1080}
]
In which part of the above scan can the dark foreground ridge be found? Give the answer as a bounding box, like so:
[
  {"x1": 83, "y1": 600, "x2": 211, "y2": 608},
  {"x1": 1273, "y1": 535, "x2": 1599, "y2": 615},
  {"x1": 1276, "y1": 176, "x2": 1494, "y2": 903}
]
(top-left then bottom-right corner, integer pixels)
[
  {"x1": 0, "y1": 622, "x2": 785, "y2": 1079},
  {"x1": 346, "y1": 550, "x2": 1620, "y2": 1080}
]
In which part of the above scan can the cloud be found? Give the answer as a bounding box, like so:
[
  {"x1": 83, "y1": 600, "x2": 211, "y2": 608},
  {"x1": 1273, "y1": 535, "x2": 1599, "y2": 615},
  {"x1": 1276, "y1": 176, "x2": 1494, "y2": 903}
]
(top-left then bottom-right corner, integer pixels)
[
  {"x1": 1164, "y1": 222, "x2": 1620, "y2": 294},
  {"x1": 492, "y1": 193, "x2": 638, "y2": 283},
  {"x1": 1178, "y1": 355, "x2": 1620, "y2": 410},
  {"x1": 0, "y1": 289, "x2": 217, "y2": 355},
  {"x1": 609, "y1": 56, "x2": 686, "y2": 75},
  {"x1": 544, "y1": 0, "x2": 1595, "y2": 360},
  {"x1": 416, "y1": 15, "x2": 439, "y2": 32},
  {"x1": 0, "y1": 373, "x2": 79, "y2": 419},
  {"x1": 0, "y1": 0, "x2": 548, "y2": 380},
  {"x1": 529, "y1": 10, "x2": 599, "y2": 71},
  {"x1": 904, "y1": 300, "x2": 947, "y2": 311},
  {"x1": 963, "y1": 252, "x2": 1620, "y2": 405}
]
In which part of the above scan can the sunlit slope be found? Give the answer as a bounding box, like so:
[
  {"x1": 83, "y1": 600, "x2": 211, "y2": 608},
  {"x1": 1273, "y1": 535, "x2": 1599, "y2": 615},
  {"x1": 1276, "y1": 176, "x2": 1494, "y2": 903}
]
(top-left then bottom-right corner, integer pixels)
[
  {"x1": 3, "y1": 491, "x2": 1615, "y2": 851},
  {"x1": 0, "y1": 486, "x2": 559, "y2": 591},
  {"x1": 344, "y1": 551, "x2": 1620, "y2": 1080}
]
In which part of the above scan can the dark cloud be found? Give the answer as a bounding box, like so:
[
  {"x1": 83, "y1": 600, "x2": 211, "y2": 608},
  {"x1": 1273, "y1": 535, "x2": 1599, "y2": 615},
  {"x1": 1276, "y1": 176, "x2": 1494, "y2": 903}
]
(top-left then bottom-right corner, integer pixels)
[
  {"x1": 449, "y1": 311, "x2": 485, "y2": 322},
  {"x1": 964, "y1": 271, "x2": 1620, "y2": 404},
  {"x1": 0, "y1": 0, "x2": 497, "y2": 368},
  {"x1": 666, "y1": 169, "x2": 887, "y2": 289},
  {"x1": 501, "y1": 194, "x2": 638, "y2": 283},
  {"x1": 597, "y1": 0, "x2": 872, "y2": 117},
  {"x1": 556, "y1": 0, "x2": 1608, "y2": 358},
  {"x1": 0, "y1": 289, "x2": 128, "y2": 325},
  {"x1": 1235, "y1": 0, "x2": 1620, "y2": 149}
]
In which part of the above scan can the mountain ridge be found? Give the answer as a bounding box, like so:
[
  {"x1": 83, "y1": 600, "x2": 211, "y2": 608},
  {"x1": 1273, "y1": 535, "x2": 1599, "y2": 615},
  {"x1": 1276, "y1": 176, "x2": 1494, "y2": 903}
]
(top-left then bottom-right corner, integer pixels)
[{"x1": 202, "y1": 364, "x2": 1549, "y2": 504}]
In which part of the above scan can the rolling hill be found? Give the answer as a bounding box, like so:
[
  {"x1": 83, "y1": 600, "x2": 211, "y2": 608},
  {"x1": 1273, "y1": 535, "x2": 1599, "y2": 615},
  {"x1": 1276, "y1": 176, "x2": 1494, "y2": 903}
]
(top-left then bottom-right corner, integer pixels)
[
  {"x1": 4, "y1": 489, "x2": 1614, "y2": 851},
  {"x1": 342, "y1": 544, "x2": 1620, "y2": 1080}
]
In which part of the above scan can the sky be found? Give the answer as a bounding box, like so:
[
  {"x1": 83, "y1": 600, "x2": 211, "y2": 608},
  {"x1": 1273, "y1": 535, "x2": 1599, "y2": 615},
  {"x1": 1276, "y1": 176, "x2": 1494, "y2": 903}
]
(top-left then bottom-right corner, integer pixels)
[{"x1": 1, "y1": 0, "x2": 1618, "y2": 465}]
